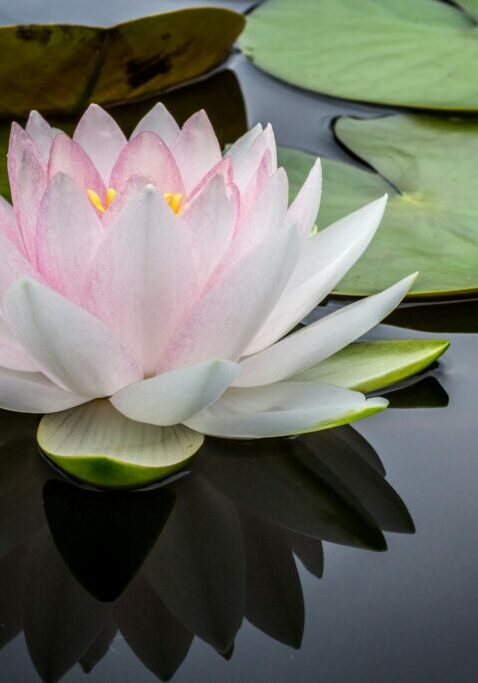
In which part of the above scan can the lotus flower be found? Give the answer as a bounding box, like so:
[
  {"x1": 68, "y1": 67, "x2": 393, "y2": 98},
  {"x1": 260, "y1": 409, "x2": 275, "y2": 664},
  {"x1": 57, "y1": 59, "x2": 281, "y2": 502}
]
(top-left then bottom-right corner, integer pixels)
[{"x1": 0, "y1": 103, "x2": 420, "y2": 485}]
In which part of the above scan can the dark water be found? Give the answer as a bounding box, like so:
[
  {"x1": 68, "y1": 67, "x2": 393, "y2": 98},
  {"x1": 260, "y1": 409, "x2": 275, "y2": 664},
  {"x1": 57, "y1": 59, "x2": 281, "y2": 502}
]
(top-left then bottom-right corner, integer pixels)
[{"x1": 1, "y1": 3, "x2": 478, "y2": 682}]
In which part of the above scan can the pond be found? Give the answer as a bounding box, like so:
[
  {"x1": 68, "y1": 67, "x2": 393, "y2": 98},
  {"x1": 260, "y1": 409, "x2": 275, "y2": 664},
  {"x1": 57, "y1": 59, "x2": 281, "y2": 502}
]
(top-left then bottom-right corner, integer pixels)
[{"x1": 0, "y1": 1, "x2": 477, "y2": 682}]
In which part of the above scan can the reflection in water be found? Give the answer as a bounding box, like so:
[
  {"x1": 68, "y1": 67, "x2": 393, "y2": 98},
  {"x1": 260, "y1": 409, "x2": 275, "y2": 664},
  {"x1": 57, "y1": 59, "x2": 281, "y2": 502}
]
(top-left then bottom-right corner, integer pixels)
[
  {"x1": 0, "y1": 420, "x2": 414, "y2": 682},
  {"x1": 384, "y1": 297, "x2": 478, "y2": 334}
]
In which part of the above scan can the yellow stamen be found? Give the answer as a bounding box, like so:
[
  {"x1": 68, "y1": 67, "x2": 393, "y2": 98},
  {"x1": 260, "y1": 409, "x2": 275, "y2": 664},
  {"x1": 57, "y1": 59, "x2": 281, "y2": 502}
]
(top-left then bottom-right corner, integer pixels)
[
  {"x1": 106, "y1": 187, "x2": 117, "y2": 207},
  {"x1": 87, "y1": 189, "x2": 106, "y2": 213},
  {"x1": 87, "y1": 187, "x2": 117, "y2": 213},
  {"x1": 164, "y1": 192, "x2": 184, "y2": 215}
]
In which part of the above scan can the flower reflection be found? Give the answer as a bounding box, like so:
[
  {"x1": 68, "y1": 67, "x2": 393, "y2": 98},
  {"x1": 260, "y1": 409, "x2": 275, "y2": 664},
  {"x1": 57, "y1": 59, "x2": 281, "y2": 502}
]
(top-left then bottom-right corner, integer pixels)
[{"x1": 0, "y1": 412, "x2": 416, "y2": 682}]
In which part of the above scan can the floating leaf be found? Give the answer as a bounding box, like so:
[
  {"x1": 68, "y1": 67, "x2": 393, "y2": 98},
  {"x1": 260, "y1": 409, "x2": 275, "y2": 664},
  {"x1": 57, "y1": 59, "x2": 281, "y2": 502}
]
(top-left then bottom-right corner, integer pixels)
[
  {"x1": 279, "y1": 114, "x2": 478, "y2": 297},
  {"x1": 293, "y1": 340, "x2": 449, "y2": 393},
  {"x1": 37, "y1": 400, "x2": 204, "y2": 490},
  {"x1": 0, "y1": 8, "x2": 244, "y2": 117},
  {"x1": 241, "y1": 0, "x2": 478, "y2": 110}
]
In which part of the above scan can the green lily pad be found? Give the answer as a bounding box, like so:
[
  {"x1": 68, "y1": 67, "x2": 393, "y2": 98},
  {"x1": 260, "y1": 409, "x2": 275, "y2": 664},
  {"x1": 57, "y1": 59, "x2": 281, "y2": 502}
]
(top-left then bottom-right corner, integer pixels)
[
  {"x1": 293, "y1": 340, "x2": 449, "y2": 393},
  {"x1": 241, "y1": 0, "x2": 478, "y2": 111},
  {"x1": 0, "y1": 8, "x2": 244, "y2": 118},
  {"x1": 37, "y1": 400, "x2": 204, "y2": 490},
  {"x1": 0, "y1": 68, "x2": 247, "y2": 201},
  {"x1": 279, "y1": 113, "x2": 478, "y2": 297}
]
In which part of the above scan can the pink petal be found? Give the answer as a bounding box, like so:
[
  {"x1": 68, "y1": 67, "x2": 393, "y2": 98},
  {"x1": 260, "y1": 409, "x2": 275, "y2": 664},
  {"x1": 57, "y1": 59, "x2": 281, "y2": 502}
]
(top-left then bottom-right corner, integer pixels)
[
  {"x1": 226, "y1": 124, "x2": 277, "y2": 192},
  {"x1": 180, "y1": 173, "x2": 237, "y2": 285},
  {"x1": 5, "y1": 278, "x2": 142, "y2": 397},
  {"x1": 159, "y1": 227, "x2": 299, "y2": 370},
  {"x1": 48, "y1": 133, "x2": 105, "y2": 197},
  {"x1": 239, "y1": 148, "x2": 273, "y2": 220},
  {"x1": 0, "y1": 196, "x2": 23, "y2": 253},
  {"x1": 186, "y1": 157, "x2": 233, "y2": 203},
  {"x1": 7, "y1": 122, "x2": 44, "y2": 191},
  {"x1": 35, "y1": 173, "x2": 104, "y2": 302},
  {"x1": 25, "y1": 111, "x2": 57, "y2": 165},
  {"x1": 110, "y1": 132, "x2": 184, "y2": 194},
  {"x1": 84, "y1": 185, "x2": 198, "y2": 376},
  {"x1": 73, "y1": 104, "x2": 127, "y2": 185},
  {"x1": 172, "y1": 110, "x2": 222, "y2": 193},
  {"x1": 130, "y1": 102, "x2": 180, "y2": 146},
  {"x1": 0, "y1": 230, "x2": 38, "y2": 299},
  {"x1": 11, "y1": 149, "x2": 47, "y2": 262}
]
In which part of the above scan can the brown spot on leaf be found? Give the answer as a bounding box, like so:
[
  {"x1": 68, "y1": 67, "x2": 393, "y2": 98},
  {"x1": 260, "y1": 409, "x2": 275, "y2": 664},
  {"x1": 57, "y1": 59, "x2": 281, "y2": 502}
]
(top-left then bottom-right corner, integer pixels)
[
  {"x1": 16, "y1": 25, "x2": 53, "y2": 45},
  {"x1": 126, "y1": 41, "x2": 192, "y2": 89}
]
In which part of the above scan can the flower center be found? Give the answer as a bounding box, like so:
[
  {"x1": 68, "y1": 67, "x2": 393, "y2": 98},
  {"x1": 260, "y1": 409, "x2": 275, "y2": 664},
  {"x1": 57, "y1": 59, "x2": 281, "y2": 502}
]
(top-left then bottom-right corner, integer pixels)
[{"x1": 87, "y1": 188, "x2": 184, "y2": 215}]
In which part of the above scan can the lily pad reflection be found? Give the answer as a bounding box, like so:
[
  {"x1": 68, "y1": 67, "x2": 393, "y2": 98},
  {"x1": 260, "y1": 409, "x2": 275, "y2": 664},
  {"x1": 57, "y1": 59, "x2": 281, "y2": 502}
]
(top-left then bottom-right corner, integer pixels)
[{"x1": 0, "y1": 423, "x2": 415, "y2": 680}]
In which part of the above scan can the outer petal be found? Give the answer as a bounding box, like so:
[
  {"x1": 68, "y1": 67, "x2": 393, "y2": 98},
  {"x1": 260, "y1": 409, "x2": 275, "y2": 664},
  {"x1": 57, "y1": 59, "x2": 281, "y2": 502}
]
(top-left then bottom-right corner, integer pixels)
[
  {"x1": 130, "y1": 103, "x2": 180, "y2": 146},
  {"x1": 285, "y1": 158, "x2": 322, "y2": 236},
  {"x1": 4, "y1": 278, "x2": 142, "y2": 397},
  {"x1": 8, "y1": 122, "x2": 43, "y2": 188},
  {"x1": 84, "y1": 185, "x2": 198, "y2": 375},
  {"x1": 35, "y1": 173, "x2": 104, "y2": 301},
  {"x1": 172, "y1": 110, "x2": 222, "y2": 193},
  {"x1": 159, "y1": 227, "x2": 300, "y2": 370},
  {"x1": 110, "y1": 132, "x2": 183, "y2": 194},
  {"x1": 245, "y1": 195, "x2": 388, "y2": 355},
  {"x1": 226, "y1": 124, "x2": 277, "y2": 192},
  {"x1": 25, "y1": 111, "x2": 57, "y2": 164},
  {"x1": 0, "y1": 196, "x2": 23, "y2": 253},
  {"x1": 185, "y1": 382, "x2": 387, "y2": 438},
  {"x1": 12, "y1": 149, "x2": 47, "y2": 261},
  {"x1": 0, "y1": 315, "x2": 38, "y2": 372},
  {"x1": 48, "y1": 134, "x2": 105, "y2": 197},
  {"x1": 73, "y1": 104, "x2": 127, "y2": 184},
  {"x1": 235, "y1": 273, "x2": 417, "y2": 388},
  {"x1": 111, "y1": 358, "x2": 241, "y2": 426},
  {"x1": 0, "y1": 368, "x2": 87, "y2": 413},
  {"x1": 179, "y1": 173, "x2": 237, "y2": 285},
  {"x1": 0, "y1": 223, "x2": 38, "y2": 298}
]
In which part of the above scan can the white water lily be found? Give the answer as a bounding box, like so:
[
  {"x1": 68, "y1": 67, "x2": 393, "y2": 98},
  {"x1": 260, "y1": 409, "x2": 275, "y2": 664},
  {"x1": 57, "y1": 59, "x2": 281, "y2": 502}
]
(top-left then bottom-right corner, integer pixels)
[{"x1": 0, "y1": 103, "x2": 418, "y2": 485}]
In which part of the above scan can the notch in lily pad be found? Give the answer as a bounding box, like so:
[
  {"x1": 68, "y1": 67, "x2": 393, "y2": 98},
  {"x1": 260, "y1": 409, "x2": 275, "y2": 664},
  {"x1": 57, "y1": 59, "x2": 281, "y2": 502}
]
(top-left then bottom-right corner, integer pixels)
[{"x1": 279, "y1": 112, "x2": 478, "y2": 297}]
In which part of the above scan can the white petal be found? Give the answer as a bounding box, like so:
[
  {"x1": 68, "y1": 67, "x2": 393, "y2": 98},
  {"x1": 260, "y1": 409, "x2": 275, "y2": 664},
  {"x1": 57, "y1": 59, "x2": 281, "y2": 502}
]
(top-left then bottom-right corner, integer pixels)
[
  {"x1": 4, "y1": 278, "x2": 142, "y2": 397},
  {"x1": 159, "y1": 227, "x2": 300, "y2": 370},
  {"x1": 0, "y1": 368, "x2": 87, "y2": 413},
  {"x1": 185, "y1": 382, "x2": 387, "y2": 438},
  {"x1": 73, "y1": 104, "x2": 127, "y2": 184},
  {"x1": 130, "y1": 102, "x2": 180, "y2": 145},
  {"x1": 231, "y1": 167, "x2": 289, "y2": 262},
  {"x1": 111, "y1": 358, "x2": 240, "y2": 426},
  {"x1": 245, "y1": 195, "x2": 388, "y2": 355},
  {"x1": 234, "y1": 274, "x2": 417, "y2": 387},
  {"x1": 285, "y1": 158, "x2": 322, "y2": 236}
]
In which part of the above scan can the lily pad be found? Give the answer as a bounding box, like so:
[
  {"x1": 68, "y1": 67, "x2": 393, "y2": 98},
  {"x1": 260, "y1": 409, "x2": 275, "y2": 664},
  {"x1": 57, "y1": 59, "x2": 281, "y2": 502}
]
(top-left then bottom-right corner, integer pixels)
[
  {"x1": 0, "y1": 8, "x2": 244, "y2": 117},
  {"x1": 37, "y1": 400, "x2": 204, "y2": 490},
  {"x1": 241, "y1": 0, "x2": 478, "y2": 110},
  {"x1": 279, "y1": 113, "x2": 478, "y2": 297},
  {"x1": 293, "y1": 340, "x2": 449, "y2": 392}
]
